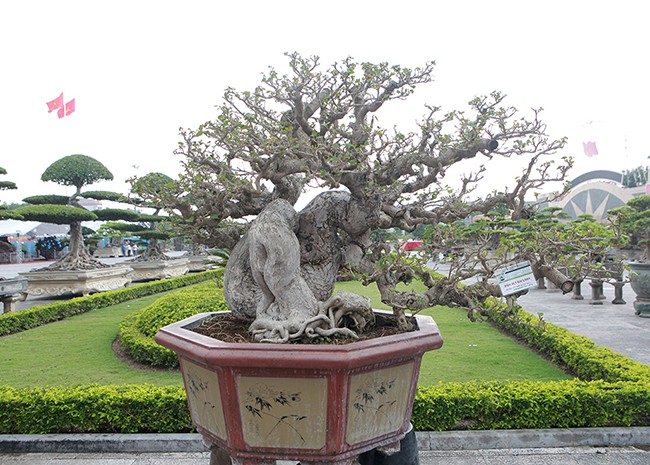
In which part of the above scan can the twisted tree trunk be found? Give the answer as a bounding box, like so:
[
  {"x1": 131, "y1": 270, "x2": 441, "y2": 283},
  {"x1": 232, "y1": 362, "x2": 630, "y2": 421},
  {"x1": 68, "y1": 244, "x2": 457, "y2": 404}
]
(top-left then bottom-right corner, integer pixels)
[{"x1": 39, "y1": 222, "x2": 108, "y2": 271}]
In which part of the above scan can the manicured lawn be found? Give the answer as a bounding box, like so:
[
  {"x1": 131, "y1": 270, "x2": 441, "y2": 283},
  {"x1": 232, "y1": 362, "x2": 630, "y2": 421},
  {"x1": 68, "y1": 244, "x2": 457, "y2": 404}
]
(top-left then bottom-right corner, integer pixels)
[
  {"x1": 0, "y1": 293, "x2": 182, "y2": 388},
  {"x1": 0, "y1": 281, "x2": 571, "y2": 388},
  {"x1": 335, "y1": 281, "x2": 572, "y2": 385}
]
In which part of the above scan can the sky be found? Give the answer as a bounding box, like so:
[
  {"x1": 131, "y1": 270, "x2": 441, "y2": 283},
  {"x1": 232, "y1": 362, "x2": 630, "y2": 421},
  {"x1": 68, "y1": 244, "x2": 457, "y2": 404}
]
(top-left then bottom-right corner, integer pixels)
[{"x1": 1, "y1": 0, "x2": 649, "y2": 207}]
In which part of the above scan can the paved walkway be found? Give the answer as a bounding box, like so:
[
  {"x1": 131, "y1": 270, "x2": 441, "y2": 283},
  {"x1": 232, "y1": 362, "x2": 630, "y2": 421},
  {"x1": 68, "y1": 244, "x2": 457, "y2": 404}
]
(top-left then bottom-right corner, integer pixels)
[
  {"x1": 1, "y1": 430, "x2": 649, "y2": 464},
  {"x1": 2, "y1": 447, "x2": 650, "y2": 464},
  {"x1": 517, "y1": 280, "x2": 650, "y2": 364}
]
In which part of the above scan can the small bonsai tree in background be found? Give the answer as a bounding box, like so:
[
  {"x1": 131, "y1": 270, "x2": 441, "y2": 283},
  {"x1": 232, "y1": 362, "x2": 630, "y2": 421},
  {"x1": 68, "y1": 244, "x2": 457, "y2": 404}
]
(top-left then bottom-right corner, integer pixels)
[
  {"x1": 129, "y1": 172, "x2": 215, "y2": 257},
  {"x1": 99, "y1": 172, "x2": 177, "y2": 261},
  {"x1": 0, "y1": 166, "x2": 21, "y2": 221},
  {"x1": 0, "y1": 166, "x2": 21, "y2": 260},
  {"x1": 423, "y1": 208, "x2": 622, "y2": 315},
  {"x1": 608, "y1": 194, "x2": 650, "y2": 261},
  {"x1": 13, "y1": 154, "x2": 133, "y2": 271},
  {"x1": 99, "y1": 216, "x2": 173, "y2": 261}
]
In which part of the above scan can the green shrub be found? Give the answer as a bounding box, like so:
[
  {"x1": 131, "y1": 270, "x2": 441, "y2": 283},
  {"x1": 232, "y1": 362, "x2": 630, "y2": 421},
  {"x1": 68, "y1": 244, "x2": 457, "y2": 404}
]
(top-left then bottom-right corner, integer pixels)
[
  {"x1": 413, "y1": 379, "x2": 650, "y2": 431},
  {"x1": 134, "y1": 282, "x2": 227, "y2": 337},
  {"x1": 0, "y1": 269, "x2": 224, "y2": 337},
  {"x1": 484, "y1": 298, "x2": 650, "y2": 383},
  {"x1": 0, "y1": 384, "x2": 191, "y2": 434},
  {"x1": 13, "y1": 204, "x2": 98, "y2": 223},
  {"x1": 1, "y1": 273, "x2": 649, "y2": 434},
  {"x1": 21, "y1": 195, "x2": 69, "y2": 205},
  {"x1": 119, "y1": 280, "x2": 227, "y2": 368}
]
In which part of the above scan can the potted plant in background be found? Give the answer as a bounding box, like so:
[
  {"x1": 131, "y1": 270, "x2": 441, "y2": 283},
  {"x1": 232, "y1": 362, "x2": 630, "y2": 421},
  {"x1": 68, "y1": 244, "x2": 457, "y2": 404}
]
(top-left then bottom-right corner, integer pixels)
[
  {"x1": 13, "y1": 155, "x2": 134, "y2": 297},
  {"x1": 153, "y1": 53, "x2": 573, "y2": 465},
  {"x1": 608, "y1": 194, "x2": 650, "y2": 317}
]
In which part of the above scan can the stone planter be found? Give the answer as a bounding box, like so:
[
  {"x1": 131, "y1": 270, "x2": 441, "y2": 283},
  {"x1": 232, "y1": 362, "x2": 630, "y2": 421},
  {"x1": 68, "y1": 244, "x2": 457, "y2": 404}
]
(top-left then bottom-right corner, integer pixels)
[
  {"x1": 0, "y1": 277, "x2": 28, "y2": 313},
  {"x1": 19, "y1": 266, "x2": 133, "y2": 297},
  {"x1": 628, "y1": 262, "x2": 650, "y2": 317},
  {"x1": 128, "y1": 257, "x2": 189, "y2": 282},
  {"x1": 155, "y1": 310, "x2": 443, "y2": 465},
  {"x1": 187, "y1": 255, "x2": 222, "y2": 272},
  {"x1": 92, "y1": 246, "x2": 122, "y2": 258}
]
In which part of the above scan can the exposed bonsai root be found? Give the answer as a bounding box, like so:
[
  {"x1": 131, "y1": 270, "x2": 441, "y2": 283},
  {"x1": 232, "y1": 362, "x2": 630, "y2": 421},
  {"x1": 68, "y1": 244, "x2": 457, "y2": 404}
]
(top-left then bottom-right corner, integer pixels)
[
  {"x1": 37, "y1": 250, "x2": 109, "y2": 271},
  {"x1": 130, "y1": 247, "x2": 169, "y2": 261},
  {"x1": 249, "y1": 291, "x2": 375, "y2": 343}
]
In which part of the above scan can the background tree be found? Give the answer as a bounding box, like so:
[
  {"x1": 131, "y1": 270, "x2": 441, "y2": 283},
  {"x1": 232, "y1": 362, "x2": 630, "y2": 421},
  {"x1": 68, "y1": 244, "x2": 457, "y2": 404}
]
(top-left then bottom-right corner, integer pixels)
[
  {"x1": 13, "y1": 154, "x2": 132, "y2": 270},
  {"x1": 0, "y1": 166, "x2": 21, "y2": 221},
  {"x1": 143, "y1": 54, "x2": 573, "y2": 342},
  {"x1": 423, "y1": 208, "x2": 622, "y2": 315},
  {"x1": 608, "y1": 195, "x2": 650, "y2": 260},
  {"x1": 621, "y1": 166, "x2": 648, "y2": 188},
  {"x1": 112, "y1": 171, "x2": 177, "y2": 260}
]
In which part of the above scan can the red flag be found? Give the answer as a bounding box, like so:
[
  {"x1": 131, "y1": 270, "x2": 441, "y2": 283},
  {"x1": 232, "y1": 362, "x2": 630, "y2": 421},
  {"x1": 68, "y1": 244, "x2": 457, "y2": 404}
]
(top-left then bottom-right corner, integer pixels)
[
  {"x1": 582, "y1": 141, "x2": 598, "y2": 157},
  {"x1": 57, "y1": 107, "x2": 65, "y2": 119},
  {"x1": 64, "y1": 99, "x2": 75, "y2": 116},
  {"x1": 46, "y1": 93, "x2": 64, "y2": 113}
]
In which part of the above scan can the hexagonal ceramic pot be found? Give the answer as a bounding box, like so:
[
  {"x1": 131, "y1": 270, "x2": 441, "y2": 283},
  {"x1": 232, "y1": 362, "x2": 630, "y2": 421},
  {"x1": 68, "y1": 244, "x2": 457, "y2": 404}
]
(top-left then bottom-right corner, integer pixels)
[{"x1": 155, "y1": 310, "x2": 443, "y2": 465}]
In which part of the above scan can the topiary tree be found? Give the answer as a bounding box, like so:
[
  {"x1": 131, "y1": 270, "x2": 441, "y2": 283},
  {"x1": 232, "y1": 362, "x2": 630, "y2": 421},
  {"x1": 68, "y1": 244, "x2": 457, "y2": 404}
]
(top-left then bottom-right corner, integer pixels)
[
  {"x1": 0, "y1": 166, "x2": 21, "y2": 221},
  {"x1": 141, "y1": 53, "x2": 574, "y2": 342},
  {"x1": 13, "y1": 154, "x2": 133, "y2": 271},
  {"x1": 99, "y1": 216, "x2": 173, "y2": 261}
]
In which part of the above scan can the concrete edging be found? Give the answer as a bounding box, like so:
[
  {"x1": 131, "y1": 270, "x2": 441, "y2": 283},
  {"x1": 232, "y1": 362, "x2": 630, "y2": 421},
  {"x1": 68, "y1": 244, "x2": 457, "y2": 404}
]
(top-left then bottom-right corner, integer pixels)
[
  {"x1": 416, "y1": 427, "x2": 650, "y2": 450},
  {"x1": 1, "y1": 428, "x2": 649, "y2": 454}
]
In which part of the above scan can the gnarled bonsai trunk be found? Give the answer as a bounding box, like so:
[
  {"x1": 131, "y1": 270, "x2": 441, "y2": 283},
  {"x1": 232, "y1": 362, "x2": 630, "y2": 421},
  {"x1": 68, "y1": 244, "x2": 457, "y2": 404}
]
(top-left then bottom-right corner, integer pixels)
[
  {"x1": 224, "y1": 198, "x2": 374, "y2": 343},
  {"x1": 39, "y1": 221, "x2": 108, "y2": 271},
  {"x1": 533, "y1": 263, "x2": 574, "y2": 294}
]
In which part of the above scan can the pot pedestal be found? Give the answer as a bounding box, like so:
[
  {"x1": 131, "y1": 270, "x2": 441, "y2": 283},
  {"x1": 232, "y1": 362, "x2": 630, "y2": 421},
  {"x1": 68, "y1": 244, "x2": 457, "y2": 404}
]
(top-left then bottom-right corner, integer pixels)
[
  {"x1": 0, "y1": 277, "x2": 28, "y2": 313},
  {"x1": 128, "y1": 258, "x2": 189, "y2": 282},
  {"x1": 156, "y1": 311, "x2": 443, "y2": 465},
  {"x1": 19, "y1": 266, "x2": 132, "y2": 297}
]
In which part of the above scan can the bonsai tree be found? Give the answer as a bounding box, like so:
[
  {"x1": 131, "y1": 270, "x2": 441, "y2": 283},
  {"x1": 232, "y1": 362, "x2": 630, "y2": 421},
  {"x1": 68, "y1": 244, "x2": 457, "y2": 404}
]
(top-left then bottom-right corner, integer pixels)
[
  {"x1": 0, "y1": 166, "x2": 21, "y2": 221},
  {"x1": 99, "y1": 216, "x2": 173, "y2": 261},
  {"x1": 129, "y1": 172, "x2": 228, "y2": 260},
  {"x1": 422, "y1": 208, "x2": 622, "y2": 312},
  {"x1": 98, "y1": 171, "x2": 177, "y2": 261},
  {"x1": 608, "y1": 194, "x2": 650, "y2": 260},
  {"x1": 146, "y1": 53, "x2": 573, "y2": 342},
  {"x1": 13, "y1": 154, "x2": 132, "y2": 270}
]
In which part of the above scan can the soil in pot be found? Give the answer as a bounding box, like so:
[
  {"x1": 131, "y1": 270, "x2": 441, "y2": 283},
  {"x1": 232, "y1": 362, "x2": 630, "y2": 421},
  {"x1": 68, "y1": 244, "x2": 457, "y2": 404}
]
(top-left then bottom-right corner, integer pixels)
[{"x1": 190, "y1": 312, "x2": 416, "y2": 344}]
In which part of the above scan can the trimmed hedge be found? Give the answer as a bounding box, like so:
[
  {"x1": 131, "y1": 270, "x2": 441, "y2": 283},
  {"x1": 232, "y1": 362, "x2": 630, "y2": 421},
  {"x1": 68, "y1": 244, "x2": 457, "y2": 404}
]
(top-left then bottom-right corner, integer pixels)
[
  {"x1": 410, "y1": 300, "x2": 650, "y2": 431},
  {"x1": 0, "y1": 283, "x2": 648, "y2": 434},
  {"x1": 0, "y1": 268, "x2": 224, "y2": 337},
  {"x1": 119, "y1": 281, "x2": 228, "y2": 368},
  {"x1": 0, "y1": 384, "x2": 191, "y2": 434},
  {"x1": 484, "y1": 300, "x2": 650, "y2": 383},
  {"x1": 414, "y1": 379, "x2": 650, "y2": 431}
]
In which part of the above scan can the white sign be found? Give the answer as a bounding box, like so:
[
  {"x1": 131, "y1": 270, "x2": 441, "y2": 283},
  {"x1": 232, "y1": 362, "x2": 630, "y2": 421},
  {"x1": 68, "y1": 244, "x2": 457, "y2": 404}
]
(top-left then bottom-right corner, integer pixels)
[{"x1": 498, "y1": 261, "x2": 537, "y2": 296}]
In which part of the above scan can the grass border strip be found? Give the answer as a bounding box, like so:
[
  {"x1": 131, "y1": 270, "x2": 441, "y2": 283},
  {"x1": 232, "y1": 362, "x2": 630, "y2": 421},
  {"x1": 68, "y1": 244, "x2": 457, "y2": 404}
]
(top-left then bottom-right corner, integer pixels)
[{"x1": 0, "y1": 268, "x2": 224, "y2": 337}]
